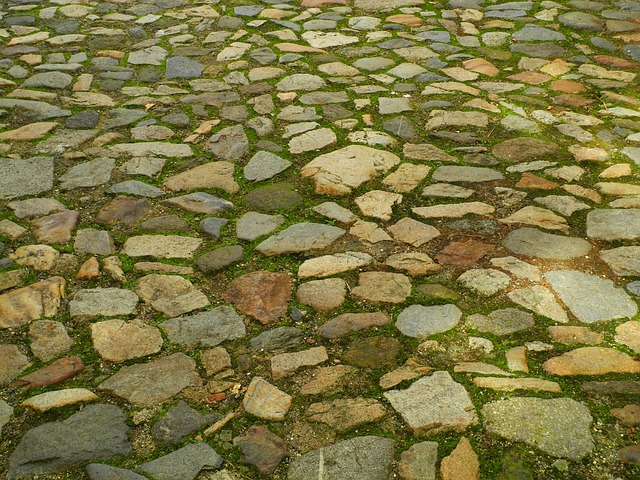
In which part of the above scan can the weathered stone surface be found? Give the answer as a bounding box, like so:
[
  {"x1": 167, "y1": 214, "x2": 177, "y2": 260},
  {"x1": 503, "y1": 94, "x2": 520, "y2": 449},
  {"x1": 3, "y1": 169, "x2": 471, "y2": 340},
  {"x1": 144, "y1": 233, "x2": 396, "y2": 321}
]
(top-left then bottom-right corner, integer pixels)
[
  {"x1": 164, "y1": 162, "x2": 239, "y2": 193},
  {"x1": 271, "y1": 347, "x2": 329, "y2": 379},
  {"x1": 396, "y1": 304, "x2": 462, "y2": 338},
  {"x1": 69, "y1": 288, "x2": 138, "y2": 318},
  {"x1": 492, "y1": 138, "x2": 558, "y2": 163},
  {"x1": 243, "y1": 376, "x2": 292, "y2": 421},
  {"x1": 298, "y1": 251, "x2": 374, "y2": 278},
  {"x1": 458, "y1": 269, "x2": 511, "y2": 296},
  {"x1": 508, "y1": 285, "x2": 569, "y2": 323},
  {"x1": 288, "y1": 436, "x2": 396, "y2": 480},
  {"x1": 91, "y1": 319, "x2": 162, "y2": 363},
  {"x1": 8, "y1": 405, "x2": 130, "y2": 479},
  {"x1": 436, "y1": 240, "x2": 494, "y2": 268},
  {"x1": 98, "y1": 353, "x2": 199, "y2": 405},
  {"x1": 234, "y1": 426, "x2": 287, "y2": 475},
  {"x1": 503, "y1": 228, "x2": 591, "y2": 260},
  {"x1": 152, "y1": 401, "x2": 219, "y2": 445},
  {"x1": 224, "y1": 271, "x2": 291, "y2": 324},
  {"x1": 544, "y1": 347, "x2": 640, "y2": 376},
  {"x1": 137, "y1": 443, "x2": 223, "y2": 480},
  {"x1": 601, "y1": 247, "x2": 640, "y2": 277},
  {"x1": 123, "y1": 235, "x2": 202, "y2": 259},
  {"x1": 250, "y1": 326, "x2": 305, "y2": 353},
  {"x1": 473, "y1": 377, "x2": 561, "y2": 393},
  {"x1": 136, "y1": 274, "x2": 209, "y2": 317},
  {"x1": 344, "y1": 337, "x2": 401, "y2": 368},
  {"x1": 545, "y1": 270, "x2": 637, "y2": 323},
  {"x1": 385, "y1": 371, "x2": 478, "y2": 434},
  {"x1": 440, "y1": 437, "x2": 479, "y2": 480},
  {"x1": 16, "y1": 357, "x2": 85, "y2": 389},
  {"x1": 482, "y1": 397, "x2": 594, "y2": 460},
  {"x1": 0, "y1": 277, "x2": 65, "y2": 328},
  {"x1": 0, "y1": 157, "x2": 54, "y2": 200},
  {"x1": 399, "y1": 441, "x2": 438, "y2": 480},
  {"x1": 207, "y1": 125, "x2": 249, "y2": 162},
  {"x1": 351, "y1": 272, "x2": 412, "y2": 303},
  {"x1": 296, "y1": 278, "x2": 346, "y2": 312},
  {"x1": 21, "y1": 388, "x2": 98, "y2": 413},
  {"x1": 301, "y1": 145, "x2": 400, "y2": 195},
  {"x1": 319, "y1": 312, "x2": 390, "y2": 339},
  {"x1": 467, "y1": 308, "x2": 534, "y2": 336},
  {"x1": 160, "y1": 307, "x2": 246, "y2": 347},
  {"x1": 196, "y1": 246, "x2": 244, "y2": 273},
  {"x1": 256, "y1": 223, "x2": 345, "y2": 256},
  {"x1": 587, "y1": 209, "x2": 640, "y2": 240},
  {"x1": 86, "y1": 464, "x2": 147, "y2": 480},
  {"x1": 0, "y1": 344, "x2": 30, "y2": 386},
  {"x1": 305, "y1": 397, "x2": 387, "y2": 432},
  {"x1": 299, "y1": 365, "x2": 358, "y2": 396}
]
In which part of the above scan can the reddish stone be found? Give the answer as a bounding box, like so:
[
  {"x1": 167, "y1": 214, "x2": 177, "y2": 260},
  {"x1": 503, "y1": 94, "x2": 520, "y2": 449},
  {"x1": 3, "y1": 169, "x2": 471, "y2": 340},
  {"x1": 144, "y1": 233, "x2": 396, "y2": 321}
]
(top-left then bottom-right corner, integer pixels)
[
  {"x1": 611, "y1": 404, "x2": 640, "y2": 427},
  {"x1": 96, "y1": 196, "x2": 151, "y2": 225},
  {"x1": 234, "y1": 425, "x2": 288, "y2": 475},
  {"x1": 435, "y1": 240, "x2": 494, "y2": 268},
  {"x1": 205, "y1": 392, "x2": 226, "y2": 403},
  {"x1": 16, "y1": 356, "x2": 86, "y2": 388},
  {"x1": 224, "y1": 271, "x2": 291, "y2": 324},
  {"x1": 550, "y1": 80, "x2": 585, "y2": 93},
  {"x1": 387, "y1": 14, "x2": 422, "y2": 26},
  {"x1": 594, "y1": 55, "x2": 639, "y2": 69},
  {"x1": 515, "y1": 172, "x2": 559, "y2": 190}
]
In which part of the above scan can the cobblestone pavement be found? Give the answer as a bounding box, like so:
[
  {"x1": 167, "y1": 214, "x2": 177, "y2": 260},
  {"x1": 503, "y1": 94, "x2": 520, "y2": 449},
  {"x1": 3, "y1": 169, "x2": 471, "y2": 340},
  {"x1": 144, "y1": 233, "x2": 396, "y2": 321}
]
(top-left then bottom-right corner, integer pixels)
[{"x1": 1, "y1": 0, "x2": 640, "y2": 478}]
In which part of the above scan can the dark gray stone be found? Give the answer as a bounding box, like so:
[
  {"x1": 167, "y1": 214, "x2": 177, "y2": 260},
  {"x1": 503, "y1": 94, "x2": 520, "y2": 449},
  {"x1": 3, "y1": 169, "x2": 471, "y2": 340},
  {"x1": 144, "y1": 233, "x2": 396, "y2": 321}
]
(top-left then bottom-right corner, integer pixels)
[
  {"x1": 245, "y1": 183, "x2": 304, "y2": 212},
  {"x1": 165, "y1": 56, "x2": 204, "y2": 79},
  {"x1": 64, "y1": 110, "x2": 100, "y2": 129},
  {"x1": 200, "y1": 217, "x2": 228, "y2": 239},
  {"x1": 141, "y1": 215, "x2": 189, "y2": 232},
  {"x1": 0, "y1": 157, "x2": 54, "y2": 199},
  {"x1": 151, "y1": 401, "x2": 219, "y2": 444},
  {"x1": 8, "y1": 405, "x2": 130, "y2": 479},
  {"x1": 383, "y1": 116, "x2": 417, "y2": 139},
  {"x1": 289, "y1": 436, "x2": 396, "y2": 480},
  {"x1": 137, "y1": 443, "x2": 223, "y2": 480},
  {"x1": 208, "y1": 125, "x2": 249, "y2": 162},
  {"x1": 86, "y1": 464, "x2": 147, "y2": 480}
]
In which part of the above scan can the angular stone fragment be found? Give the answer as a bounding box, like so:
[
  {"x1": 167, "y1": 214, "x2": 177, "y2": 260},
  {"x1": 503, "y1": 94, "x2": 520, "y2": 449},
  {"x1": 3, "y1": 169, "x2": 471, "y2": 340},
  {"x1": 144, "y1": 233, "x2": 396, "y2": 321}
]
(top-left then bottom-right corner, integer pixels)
[
  {"x1": 458, "y1": 269, "x2": 511, "y2": 296},
  {"x1": 99, "y1": 353, "x2": 199, "y2": 405},
  {"x1": 435, "y1": 240, "x2": 494, "y2": 268},
  {"x1": 31, "y1": 210, "x2": 79, "y2": 244},
  {"x1": 243, "y1": 377, "x2": 292, "y2": 421},
  {"x1": 301, "y1": 145, "x2": 400, "y2": 195},
  {"x1": 440, "y1": 438, "x2": 479, "y2": 480},
  {"x1": 412, "y1": 202, "x2": 495, "y2": 219},
  {"x1": 587, "y1": 209, "x2": 640, "y2": 240},
  {"x1": 482, "y1": 397, "x2": 594, "y2": 460},
  {"x1": 543, "y1": 347, "x2": 640, "y2": 376},
  {"x1": 164, "y1": 192, "x2": 233, "y2": 215},
  {"x1": 306, "y1": 397, "x2": 386, "y2": 432},
  {"x1": 234, "y1": 426, "x2": 287, "y2": 475},
  {"x1": 224, "y1": 271, "x2": 291, "y2": 324},
  {"x1": 91, "y1": 319, "x2": 162, "y2": 363},
  {"x1": 298, "y1": 251, "x2": 374, "y2": 278},
  {"x1": 161, "y1": 307, "x2": 246, "y2": 347},
  {"x1": 399, "y1": 441, "x2": 438, "y2": 480},
  {"x1": 0, "y1": 344, "x2": 30, "y2": 386},
  {"x1": 29, "y1": 320, "x2": 72, "y2": 361},
  {"x1": 152, "y1": 400, "x2": 219, "y2": 445},
  {"x1": 473, "y1": 377, "x2": 561, "y2": 393},
  {"x1": 256, "y1": 223, "x2": 345, "y2": 256},
  {"x1": 288, "y1": 436, "x2": 396, "y2": 480},
  {"x1": 296, "y1": 278, "x2": 346, "y2": 312},
  {"x1": 508, "y1": 285, "x2": 569, "y2": 323},
  {"x1": 163, "y1": 162, "x2": 239, "y2": 193},
  {"x1": 137, "y1": 274, "x2": 209, "y2": 317},
  {"x1": 385, "y1": 371, "x2": 478, "y2": 434},
  {"x1": 492, "y1": 138, "x2": 558, "y2": 163},
  {"x1": 545, "y1": 270, "x2": 637, "y2": 323},
  {"x1": 0, "y1": 157, "x2": 54, "y2": 200},
  {"x1": 0, "y1": 277, "x2": 65, "y2": 328},
  {"x1": 271, "y1": 347, "x2": 329, "y2": 379},
  {"x1": 355, "y1": 190, "x2": 403, "y2": 220}
]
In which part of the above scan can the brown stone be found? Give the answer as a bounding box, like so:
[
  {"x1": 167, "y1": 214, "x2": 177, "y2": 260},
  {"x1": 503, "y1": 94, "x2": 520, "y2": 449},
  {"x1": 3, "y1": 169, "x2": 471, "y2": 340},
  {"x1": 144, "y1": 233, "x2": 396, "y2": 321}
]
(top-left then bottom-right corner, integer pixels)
[
  {"x1": 380, "y1": 359, "x2": 432, "y2": 390},
  {"x1": 515, "y1": 172, "x2": 559, "y2": 190},
  {"x1": 387, "y1": 14, "x2": 422, "y2": 26},
  {"x1": 275, "y1": 43, "x2": 326, "y2": 53},
  {"x1": 163, "y1": 162, "x2": 239, "y2": 193},
  {"x1": 435, "y1": 240, "x2": 494, "y2": 268},
  {"x1": 243, "y1": 376, "x2": 292, "y2": 421},
  {"x1": 224, "y1": 271, "x2": 291, "y2": 324},
  {"x1": 386, "y1": 253, "x2": 441, "y2": 276},
  {"x1": 234, "y1": 425, "x2": 288, "y2": 475},
  {"x1": 91, "y1": 319, "x2": 163, "y2": 363},
  {"x1": 305, "y1": 397, "x2": 387, "y2": 432},
  {"x1": 549, "y1": 80, "x2": 585, "y2": 93},
  {"x1": 76, "y1": 257, "x2": 100, "y2": 280},
  {"x1": 611, "y1": 405, "x2": 640, "y2": 427},
  {"x1": 0, "y1": 277, "x2": 66, "y2": 328},
  {"x1": 552, "y1": 94, "x2": 595, "y2": 108},
  {"x1": 543, "y1": 347, "x2": 640, "y2": 376},
  {"x1": 507, "y1": 71, "x2": 550, "y2": 85},
  {"x1": 16, "y1": 356, "x2": 86, "y2": 388},
  {"x1": 618, "y1": 445, "x2": 640, "y2": 464},
  {"x1": 137, "y1": 274, "x2": 209, "y2": 317},
  {"x1": 463, "y1": 58, "x2": 499, "y2": 77},
  {"x1": 492, "y1": 138, "x2": 558, "y2": 164},
  {"x1": 387, "y1": 217, "x2": 440, "y2": 247},
  {"x1": 200, "y1": 347, "x2": 232, "y2": 376},
  {"x1": 594, "y1": 55, "x2": 639, "y2": 69},
  {"x1": 440, "y1": 437, "x2": 479, "y2": 480},
  {"x1": 351, "y1": 272, "x2": 412, "y2": 304},
  {"x1": 96, "y1": 196, "x2": 151, "y2": 225},
  {"x1": 299, "y1": 365, "x2": 358, "y2": 395},
  {"x1": 31, "y1": 210, "x2": 79, "y2": 244},
  {"x1": 615, "y1": 321, "x2": 640, "y2": 354},
  {"x1": 548, "y1": 326, "x2": 603, "y2": 345},
  {"x1": 271, "y1": 347, "x2": 328, "y2": 379},
  {"x1": 343, "y1": 336, "x2": 401, "y2": 368},
  {"x1": 29, "y1": 320, "x2": 73, "y2": 362},
  {"x1": 296, "y1": 278, "x2": 346, "y2": 312},
  {"x1": 0, "y1": 122, "x2": 58, "y2": 141},
  {"x1": 319, "y1": 312, "x2": 391, "y2": 339},
  {"x1": 0, "y1": 344, "x2": 30, "y2": 385}
]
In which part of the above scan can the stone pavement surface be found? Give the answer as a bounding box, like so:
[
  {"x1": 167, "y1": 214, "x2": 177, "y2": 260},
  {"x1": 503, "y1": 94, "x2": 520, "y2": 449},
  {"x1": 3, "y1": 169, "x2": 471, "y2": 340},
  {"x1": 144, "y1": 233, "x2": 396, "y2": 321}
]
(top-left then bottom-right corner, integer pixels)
[{"x1": 0, "y1": 0, "x2": 639, "y2": 478}]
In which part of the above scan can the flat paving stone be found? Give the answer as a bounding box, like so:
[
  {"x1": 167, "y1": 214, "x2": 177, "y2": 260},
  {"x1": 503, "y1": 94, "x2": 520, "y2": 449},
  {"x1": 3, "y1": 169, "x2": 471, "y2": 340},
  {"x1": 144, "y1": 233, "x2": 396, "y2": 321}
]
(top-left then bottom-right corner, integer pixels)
[{"x1": 503, "y1": 228, "x2": 592, "y2": 259}]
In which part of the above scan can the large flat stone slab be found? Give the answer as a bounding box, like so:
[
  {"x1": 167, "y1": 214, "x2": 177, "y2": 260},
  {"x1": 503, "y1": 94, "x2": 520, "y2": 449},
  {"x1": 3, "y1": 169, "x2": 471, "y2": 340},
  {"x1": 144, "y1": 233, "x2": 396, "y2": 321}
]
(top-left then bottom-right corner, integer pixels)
[
  {"x1": 545, "y1": 270, "x2": 637, "y2": 323},
  {"x1": 482, "y1": 397, "x2": 593, "y2": 460},
  {"x1": 0, "y1": 157, "x2": 54, "y2": 199},
  {"x1": 122, "y1": 235, "x2": 202, "y2": 259},
  {"x1": 69, "y1": 288, "x2": 138, "y2": 319},
  {"x1": 384, "y1": 371, "x2": 477, "y2": 434},
  {"x1": 161, "y1": 307, "x2": 245, "y2": 347},
  {"x1": 288, "y1": 436, "x2": 396, "y2": 480},
  {"x1": 396, "y1": 304, "x2": 462, "y2": 338},
  {"x1": 587, "y1": 209, "x2": 640, "y2": 241},
  {"x1": 503, "y1": 228, "x2": 591, "y2": 259}
]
